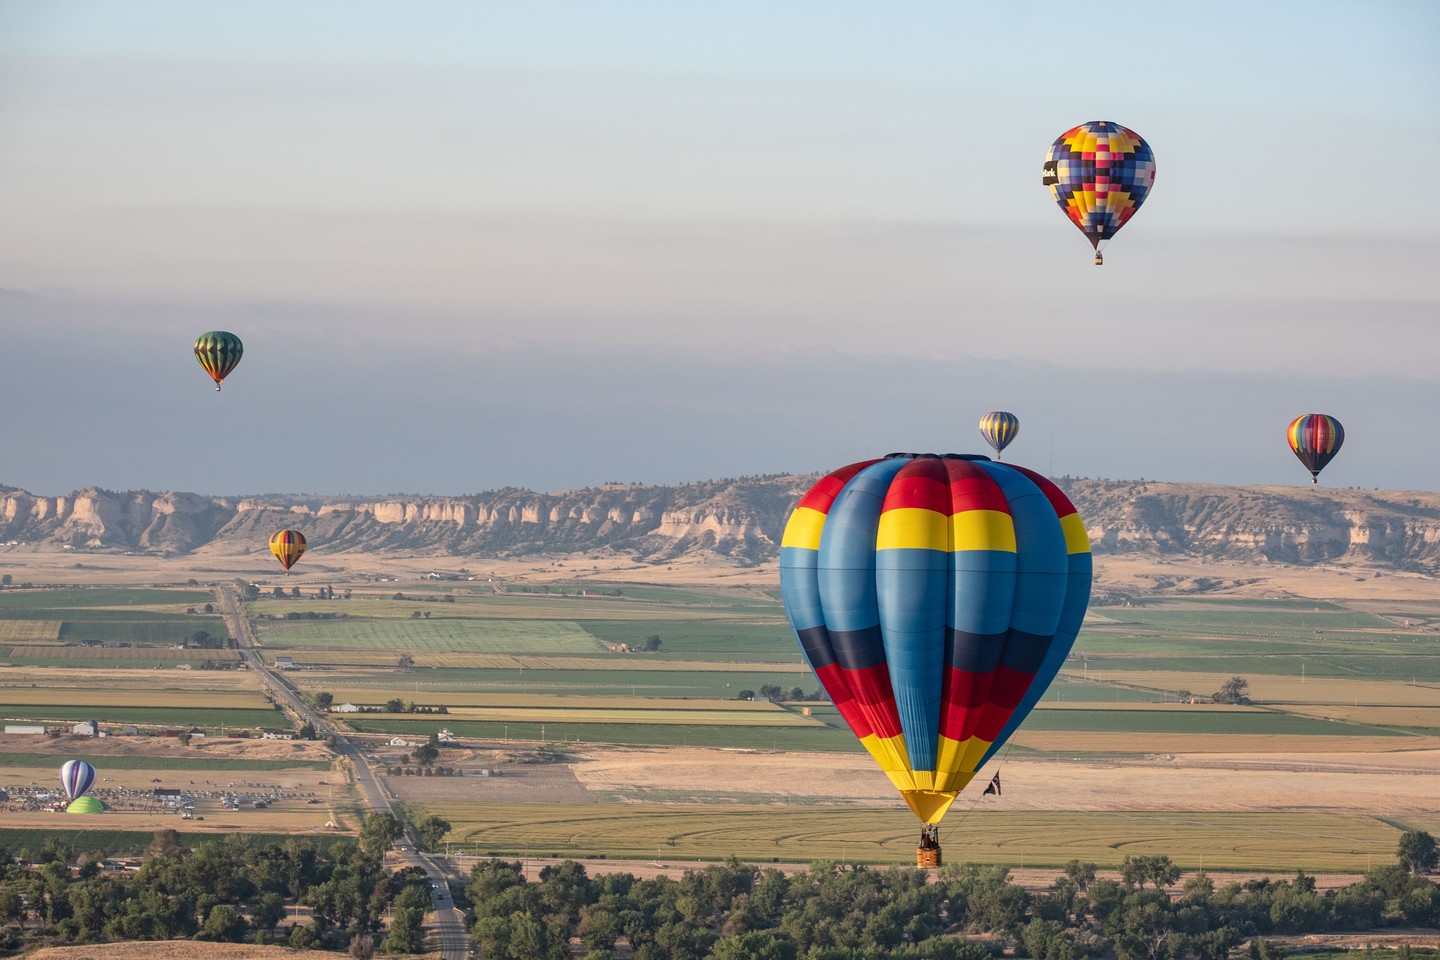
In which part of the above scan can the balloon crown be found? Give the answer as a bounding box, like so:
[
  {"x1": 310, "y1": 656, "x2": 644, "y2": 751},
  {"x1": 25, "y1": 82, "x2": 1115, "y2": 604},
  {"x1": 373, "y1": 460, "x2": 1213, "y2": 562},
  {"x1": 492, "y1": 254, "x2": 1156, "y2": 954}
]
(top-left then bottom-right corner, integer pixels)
[{"x1": 883, "y1": 452, "x2": 993, "y2": 462}]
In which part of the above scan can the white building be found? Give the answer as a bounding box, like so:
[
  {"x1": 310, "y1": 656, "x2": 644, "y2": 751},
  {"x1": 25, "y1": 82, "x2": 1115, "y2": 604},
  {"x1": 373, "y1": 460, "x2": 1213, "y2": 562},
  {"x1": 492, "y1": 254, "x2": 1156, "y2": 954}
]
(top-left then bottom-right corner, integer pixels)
[
  {"x1": 71, "y1": 720, "x2": 99, "y2": 736},
  {"x1": 331, "y1": 702, "x2": 361, "y2": 713}
]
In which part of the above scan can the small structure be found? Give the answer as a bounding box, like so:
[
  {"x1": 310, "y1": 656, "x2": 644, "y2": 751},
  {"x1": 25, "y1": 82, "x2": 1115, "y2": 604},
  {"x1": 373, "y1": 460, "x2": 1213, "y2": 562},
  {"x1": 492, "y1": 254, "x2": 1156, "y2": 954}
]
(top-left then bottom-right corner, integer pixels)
[
  {"x1": 388, "y1": 737, "x2": 413, "y2": 747},
  {"x1": 332, "y1": 702, "x2": 362, "y2": 713},
  {"x1": 72, "y1": 720, "x2": 100, "y2": 737},
  {"x1": 436, "y1": 728, "x2": 457, "y2": 743},
  {"x1": 261, "y1": 728, "x2": 295, "y2": 740},
  {"x1": 274, "y1": 656, "x2": 294, "y2": 669},
  {"x1": 120, "y1": 725, "x2": 141, "y2": 736},
  {"x1": 3, "y1": 724, "x2": 46, "y2": 735}
]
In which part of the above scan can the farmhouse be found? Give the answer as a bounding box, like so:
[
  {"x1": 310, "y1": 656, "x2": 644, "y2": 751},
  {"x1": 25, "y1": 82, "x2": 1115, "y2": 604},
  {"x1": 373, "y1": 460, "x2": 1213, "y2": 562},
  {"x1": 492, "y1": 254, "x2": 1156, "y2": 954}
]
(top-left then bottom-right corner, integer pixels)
[
  {"x1": 261, "y1": 728, "x2": 295, "y2": 740},
  {"x1": 274, "y1": 656, "x2": 295, "y2": 669},
  {"x1": 388, "y1": 737, "x2": 414, "y2": 747},
  {"x1": 331, "y1": 702, "x2": 362, "y2": 713}
]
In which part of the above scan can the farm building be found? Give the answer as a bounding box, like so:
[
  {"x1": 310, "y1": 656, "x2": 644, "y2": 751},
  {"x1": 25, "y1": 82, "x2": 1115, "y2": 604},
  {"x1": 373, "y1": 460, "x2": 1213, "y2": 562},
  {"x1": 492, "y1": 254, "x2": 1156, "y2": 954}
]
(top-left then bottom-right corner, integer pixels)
[
  {"x1": 274, "y1": 656, "x2": 295, "y2": 669},
  {"x1": 388, "y1": 737, "x2": 414, "y2": 747},
  {"x1": 71, "y1": 720, "x2": 99, "y2": 736},
  {"x1": 120, "y1": 725, "x2": 141, "y2": 736},
  {"x1": 261, "y1": 728, "x2": 294, "y2": 740},
  {"x1": 3, "y1": 724, "x2": 46, "y2": 735},
  {"x1": 331, "y1": 702, "x2": 361, "y2": 713},
  {"x1": 437, "y1": 728, "x2": 457, "y2": 743}
]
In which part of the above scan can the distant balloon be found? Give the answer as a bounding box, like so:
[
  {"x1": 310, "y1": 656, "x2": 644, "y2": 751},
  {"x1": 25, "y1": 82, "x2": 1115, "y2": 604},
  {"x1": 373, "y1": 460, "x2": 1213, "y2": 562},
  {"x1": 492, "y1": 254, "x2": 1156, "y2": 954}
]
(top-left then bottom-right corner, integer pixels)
[
  {"x1": 1042, "y1": 121, "x2": 1155, "y2": 264},
  {"x1": 269, "y1": 529, "x2": 307, "y2": 572},
  {"x1": 780, "y1": 453, "x2": 1092, "y2": 834},
  {"x1": 1287, "y1": 414, "x2": 1344, "y2": 484},
  {"x1": 60, "y1": 759, "x2": 96, "y2": 801},
  {"x1": 194, "y1": 331, "x2": 244, "y2": 391},
  {"x1": 978, "y1": 412, "x2": 1020, "y2": 460}
]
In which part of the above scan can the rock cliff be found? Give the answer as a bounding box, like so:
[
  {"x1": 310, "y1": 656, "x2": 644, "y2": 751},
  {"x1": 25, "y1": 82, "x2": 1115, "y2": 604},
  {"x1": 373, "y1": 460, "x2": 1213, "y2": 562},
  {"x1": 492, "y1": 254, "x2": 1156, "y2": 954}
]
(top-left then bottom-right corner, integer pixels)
[{"x1": 3, "y1": 478, "x2": 1438, "y2": 573}]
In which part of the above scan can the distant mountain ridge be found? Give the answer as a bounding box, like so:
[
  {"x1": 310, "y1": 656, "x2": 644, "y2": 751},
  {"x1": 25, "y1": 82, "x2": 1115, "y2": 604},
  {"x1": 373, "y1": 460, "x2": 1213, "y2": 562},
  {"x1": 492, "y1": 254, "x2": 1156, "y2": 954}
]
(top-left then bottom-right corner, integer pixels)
[{"x1": 3, "y1": 477, "x2": 1439, "y2": 574}]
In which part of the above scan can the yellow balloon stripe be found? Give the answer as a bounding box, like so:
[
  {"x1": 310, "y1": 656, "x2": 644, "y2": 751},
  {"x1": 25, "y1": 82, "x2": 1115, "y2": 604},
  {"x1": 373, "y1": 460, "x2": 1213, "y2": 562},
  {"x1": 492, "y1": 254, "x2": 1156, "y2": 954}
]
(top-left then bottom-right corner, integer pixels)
[
  {"x1": 952, "y1": 510, "x2": 1016, "y2": 553},
  {"x1": 875, "y1": 508, "x2": 948, "y2": 552},
  {"x1": 1060, "y1": 513, "x2": 1091, "y2": 555},
  {"x1": 780, "y1": 506, "x2": 827, "y2": 550}
]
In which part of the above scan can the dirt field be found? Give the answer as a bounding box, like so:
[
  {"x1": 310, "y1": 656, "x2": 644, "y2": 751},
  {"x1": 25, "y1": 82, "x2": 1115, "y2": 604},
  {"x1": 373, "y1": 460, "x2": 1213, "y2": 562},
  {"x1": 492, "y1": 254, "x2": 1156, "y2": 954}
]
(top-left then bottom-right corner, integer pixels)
[
  {"x1": 566, "y1": 743, "x2": 1440, "y2": 817},
  {"x1": 7, "y1": 543, "x2": 1439, "y2": 602},
  {"x1": 21, "y1": 945, "x2": 375, "y2": 960}
]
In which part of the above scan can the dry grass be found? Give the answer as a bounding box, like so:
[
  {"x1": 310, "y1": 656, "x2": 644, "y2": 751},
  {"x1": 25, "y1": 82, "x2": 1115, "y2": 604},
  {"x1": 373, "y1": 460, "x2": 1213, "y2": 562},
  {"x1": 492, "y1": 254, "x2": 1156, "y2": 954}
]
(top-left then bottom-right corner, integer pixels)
[
  {"x1": 0, "y1": 689, "x2": 270, "y2": 709},
  {"x1": 1010, "y1": 731, "x2": 1440, "y2": 754},
  {"x1": 0, "y1": 620, "x2": 62, "y2": 641},
  {"x1": 23, "y1": 943, "x2": 357, "y2": 960}
]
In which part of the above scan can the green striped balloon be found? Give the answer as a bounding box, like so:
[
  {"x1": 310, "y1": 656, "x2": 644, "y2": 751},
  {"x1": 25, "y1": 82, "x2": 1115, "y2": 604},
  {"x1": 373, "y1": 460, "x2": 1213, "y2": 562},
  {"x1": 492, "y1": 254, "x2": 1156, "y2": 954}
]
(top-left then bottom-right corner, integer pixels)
[{"x1": 194, "y1": 331, "x2": 244, "y2": 391}]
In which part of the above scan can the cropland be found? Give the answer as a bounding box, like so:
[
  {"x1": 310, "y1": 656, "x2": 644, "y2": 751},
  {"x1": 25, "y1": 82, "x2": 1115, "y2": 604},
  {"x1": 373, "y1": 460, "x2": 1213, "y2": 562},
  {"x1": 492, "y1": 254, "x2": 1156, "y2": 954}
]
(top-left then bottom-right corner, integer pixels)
[{"x1": 0, "y1": 540, "x2": 1437, "y2": 875}]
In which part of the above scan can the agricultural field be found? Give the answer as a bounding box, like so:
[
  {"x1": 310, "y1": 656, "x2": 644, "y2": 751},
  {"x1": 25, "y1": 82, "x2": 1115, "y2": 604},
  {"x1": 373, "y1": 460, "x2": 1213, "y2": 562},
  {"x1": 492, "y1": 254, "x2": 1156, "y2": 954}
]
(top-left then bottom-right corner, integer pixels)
[
  {"x1": 0, "y1": 665, "x2": 280, "y2": 732},
  {"x1": 426, "y1": 803, "x2": 1409, "y2": 873}
]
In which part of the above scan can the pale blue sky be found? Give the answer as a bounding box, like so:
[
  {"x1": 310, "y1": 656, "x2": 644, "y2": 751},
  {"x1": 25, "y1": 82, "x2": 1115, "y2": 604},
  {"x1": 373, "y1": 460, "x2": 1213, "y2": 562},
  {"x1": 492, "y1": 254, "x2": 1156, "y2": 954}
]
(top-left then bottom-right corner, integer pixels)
[{"x1": 2, "y1": 2, "x2": 1437, "y2": 494}]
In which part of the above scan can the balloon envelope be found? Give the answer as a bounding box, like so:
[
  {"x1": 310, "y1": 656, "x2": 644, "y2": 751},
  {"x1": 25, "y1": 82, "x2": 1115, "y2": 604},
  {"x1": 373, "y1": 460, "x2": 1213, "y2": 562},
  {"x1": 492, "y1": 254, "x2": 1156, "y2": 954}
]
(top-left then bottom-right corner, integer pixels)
[
  {"x1": 978, "y1": 412, "x2": 1020, "y2": 459},
  {"x1": 780, "y1": 453, "x2": 1091, "y2": 824},
  {"x1": 269, "y1": 529, "x2": 307, "y2": 571},
  {"x1": 1287, "y1": 414, "x2": 1344, "y2": 483},
  {"x1": 193, "y1": 331, "x2": 244, "y2": 391},
  {"x1": 1043, "y1": 121, "x2": 1155, "y2": 256},
  {"x1": 60, "y1": 759, "x2": 96, "y2": 800}
]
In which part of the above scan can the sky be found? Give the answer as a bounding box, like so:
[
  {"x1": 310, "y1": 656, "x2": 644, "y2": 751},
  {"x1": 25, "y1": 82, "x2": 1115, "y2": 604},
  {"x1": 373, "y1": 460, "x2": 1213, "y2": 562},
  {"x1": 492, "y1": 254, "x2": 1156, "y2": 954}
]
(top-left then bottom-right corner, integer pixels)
[{"x1": 2, "y1": 1, "x2": 1438, "y2": 496}]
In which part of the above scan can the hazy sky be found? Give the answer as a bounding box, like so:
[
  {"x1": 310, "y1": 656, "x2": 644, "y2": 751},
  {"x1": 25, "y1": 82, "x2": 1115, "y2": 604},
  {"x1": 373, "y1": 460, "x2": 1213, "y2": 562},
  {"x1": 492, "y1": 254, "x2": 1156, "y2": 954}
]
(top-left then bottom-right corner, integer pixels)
[{"x1": 3, "y1": 2, "x2": 1438, "y2": 495}]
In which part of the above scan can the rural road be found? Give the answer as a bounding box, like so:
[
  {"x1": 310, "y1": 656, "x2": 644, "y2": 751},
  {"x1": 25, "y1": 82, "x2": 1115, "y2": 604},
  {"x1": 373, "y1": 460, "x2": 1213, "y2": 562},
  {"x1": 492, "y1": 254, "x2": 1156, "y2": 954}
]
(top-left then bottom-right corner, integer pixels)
[{"x1": 217, "y1": 584, "x2": 471, "y2": 959}]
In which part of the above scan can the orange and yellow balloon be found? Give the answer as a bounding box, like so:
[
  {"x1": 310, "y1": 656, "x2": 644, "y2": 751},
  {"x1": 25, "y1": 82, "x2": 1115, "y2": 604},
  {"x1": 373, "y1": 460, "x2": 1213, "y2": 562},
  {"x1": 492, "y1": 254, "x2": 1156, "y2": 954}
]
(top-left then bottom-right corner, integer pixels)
[{"x1": 268, "y1": 530, "x2": 307, "y2": 572}]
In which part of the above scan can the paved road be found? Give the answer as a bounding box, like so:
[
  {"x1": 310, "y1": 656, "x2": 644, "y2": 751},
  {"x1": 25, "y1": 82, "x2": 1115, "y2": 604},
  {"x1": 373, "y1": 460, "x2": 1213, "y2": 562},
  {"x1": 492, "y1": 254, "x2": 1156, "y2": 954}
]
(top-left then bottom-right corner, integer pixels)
[{"x1": 218, "y1": 585, "x2": 471, "y2": 959}]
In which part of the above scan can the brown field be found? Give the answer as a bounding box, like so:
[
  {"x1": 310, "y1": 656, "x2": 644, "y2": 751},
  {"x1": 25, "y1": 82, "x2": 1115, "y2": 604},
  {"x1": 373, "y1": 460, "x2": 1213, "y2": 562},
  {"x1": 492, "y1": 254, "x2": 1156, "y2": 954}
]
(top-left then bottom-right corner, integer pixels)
[
  {"x1": 350, "y1": 705, "x2": 822, "y2": 727},
  {"x1": 1010, "y1": 732, "x2": 1440, "y2": 755},
  {"x1": 23, "y1": 944, "x2": 360, "y2": 960},
  {"x1": 329, "y1": 692, "x2": 794, "y2": 711},
  {"x1": 1278, "y1": 703, "x2": 1440, "y2": 728},
  {"x1": 0, "y1": 689, "x2": 270, "y2": 709},
  {"x1": 0, "y1": 620, "x2": 63, "y2": 641},
  {"x1": 270, "y1": 649, "x2": 808, "y2": 671}
]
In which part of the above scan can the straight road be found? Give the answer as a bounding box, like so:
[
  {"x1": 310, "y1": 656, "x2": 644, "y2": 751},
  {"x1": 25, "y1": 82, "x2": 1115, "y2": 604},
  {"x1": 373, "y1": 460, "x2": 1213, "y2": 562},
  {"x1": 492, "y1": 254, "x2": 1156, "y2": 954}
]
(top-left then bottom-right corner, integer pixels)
[{"x1": 218, "y1": 584, "x2": 470, "y2": 959}]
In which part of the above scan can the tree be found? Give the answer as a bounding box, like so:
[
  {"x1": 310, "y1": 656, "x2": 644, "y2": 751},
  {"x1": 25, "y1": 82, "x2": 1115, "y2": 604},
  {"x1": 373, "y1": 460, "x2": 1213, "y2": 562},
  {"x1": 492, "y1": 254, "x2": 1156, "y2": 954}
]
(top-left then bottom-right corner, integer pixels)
[
  {"x1": 382, "y1": 905, "x2": 425, "y2": 954},
  {"x1": 643, "y1": 634, "x2": 662, "y2": 652},
  {"x1": 253, "y1": 891, "x2": 285, "y2": 934},
  {"x1": 297, "y1": 722, "x2": 317, "y2": 740},
  {"x1": 396, "y1": 653, "x2": 415, "y2": 670},
  {"x1": 385, "y1": 698, "x2": 405, "y2": 714},
  {"x1": 359, "y1": 813, "x2": 403, "y2": 855},
  {"x1": 1213, "y1": 676, "x2": 1251, "y2": 705},
  {"x1": 737, "y1": 690, "x2": 755, "y2": 701},
  {"x1": 415, "y1": 815, "x2": 452, "y2": 851},
  {"x1": 203, "y1": 602, "x2": 214, "y2": 613},
  {"x1": 1398, "y1": 829, "x2": 1439, "y2": 874},
  {"x1": 1, "y1": 574, "x2": 12, "y2": 585},
  {"x1": 348, "y1": 932, "x2": 375, "y2": 959},
  {"x1": 315, "y1": 692, "x2": 334, "y2": 711}
]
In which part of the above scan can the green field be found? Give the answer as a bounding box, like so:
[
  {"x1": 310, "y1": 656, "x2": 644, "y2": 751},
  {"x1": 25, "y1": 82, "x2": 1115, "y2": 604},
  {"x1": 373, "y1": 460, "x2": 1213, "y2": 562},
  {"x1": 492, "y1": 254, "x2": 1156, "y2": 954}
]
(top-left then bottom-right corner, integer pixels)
[
  {"x1": 0, "y1": 828, "x2": 353, "y2": 856},
  {"x1": 258, "y1": 617, "x2": 602, "y2": 654},
  {"x1": 433, "y1": 804, "x2": 1410, "y2": 872},
  {"x1": 0, "y1": 588, "x2": 217, "y2": 611},
  {"x1": 1015, "y1": 708, "x2": 1407, "y2": 737},
  {"x1": 296, "y1": 666, "x2": 815, "y2": 699},
  {"x1": 58, "y1": 619, "x2": 223, "y2": 643},
  {"x1": 345, "y1": 717, "x2": 861, "y2": 750},
  {"x1": 580, "y1": 620, "x2": 801, "y2": 662},
  {"x1": 0, "y1": 752, "x2": 331, "y2": 771}
]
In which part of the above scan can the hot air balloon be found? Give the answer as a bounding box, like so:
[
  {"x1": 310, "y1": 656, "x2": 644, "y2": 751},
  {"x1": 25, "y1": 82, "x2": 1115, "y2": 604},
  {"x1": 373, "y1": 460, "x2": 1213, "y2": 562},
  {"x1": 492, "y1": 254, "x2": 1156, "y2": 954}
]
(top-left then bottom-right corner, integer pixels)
[
  {"x1": 1287, "y1": 414, "x2": 1344, "y2": 484},
  {"x1": 60, "y1": 759, "x2": 96, "y2": 801},
  {"x1": 194, "y1": 330, "x2": 244, "y2": 391},
  {"x1": 269, "y1": 529, "x2": 307, "y2": 572},
  {"x1": 1042, "y1": 121, "x2": 1155, "y2": 265},
  {"x1": 779, "y1": 453, "x2": 1091, "y2": 866},
  {"x1": 978, "y1": 412, "x2": 1020, "y2": 460}
]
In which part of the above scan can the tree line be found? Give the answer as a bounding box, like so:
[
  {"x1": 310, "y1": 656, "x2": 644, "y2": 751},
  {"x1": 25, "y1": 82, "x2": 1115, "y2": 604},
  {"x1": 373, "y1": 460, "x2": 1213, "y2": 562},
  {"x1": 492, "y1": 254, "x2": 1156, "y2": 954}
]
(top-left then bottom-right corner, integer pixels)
[
  {"x1": 463, "y1": 836, "x2": 1440, "y2": 960},
  {"x1": 0, "y1": 817, "x2": 429, "y2": 956}
]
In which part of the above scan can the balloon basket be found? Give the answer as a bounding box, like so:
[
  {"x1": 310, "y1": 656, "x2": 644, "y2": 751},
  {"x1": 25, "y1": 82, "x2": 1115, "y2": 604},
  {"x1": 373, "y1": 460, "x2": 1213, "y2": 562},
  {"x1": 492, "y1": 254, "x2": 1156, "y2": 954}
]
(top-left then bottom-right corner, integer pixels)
[{"x1": 916, "y1": 845, "x2": 941, "y2": 869}]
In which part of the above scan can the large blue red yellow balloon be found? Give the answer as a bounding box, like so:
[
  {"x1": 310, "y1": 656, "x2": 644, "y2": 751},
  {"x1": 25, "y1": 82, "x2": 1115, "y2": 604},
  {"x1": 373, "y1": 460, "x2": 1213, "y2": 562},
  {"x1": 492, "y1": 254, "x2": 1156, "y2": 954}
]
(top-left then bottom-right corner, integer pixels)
[
  {"x1": 779, "y1": 453, "x2": 1092, "y2": 824},
  {"x1": 978, "y1": 412, "x2": 1020, "y2": 460},
  {"x1": 1288, "y1": 414, "x2": 1344, "y2": 484},
  {"x1": 194, "y1": 331, "x2": 244, "y2": 391},
  {"x1": 1043, "y1": 121, "x2": 1155, "y2": 264},
  {"x1": 269, "y1": 529, "x2": 307, "y2": 571}
]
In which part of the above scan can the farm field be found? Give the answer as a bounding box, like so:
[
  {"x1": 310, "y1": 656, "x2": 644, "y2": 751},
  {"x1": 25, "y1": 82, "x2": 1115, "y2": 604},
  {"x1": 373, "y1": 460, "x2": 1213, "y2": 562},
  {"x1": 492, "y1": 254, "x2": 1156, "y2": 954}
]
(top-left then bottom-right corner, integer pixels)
[
  {"x1": 3, "y1": 556, "x2": 1440, "y2": 873},
  {"x1": 428, "y1": 802, "x2": 1408, "y2": 872}
]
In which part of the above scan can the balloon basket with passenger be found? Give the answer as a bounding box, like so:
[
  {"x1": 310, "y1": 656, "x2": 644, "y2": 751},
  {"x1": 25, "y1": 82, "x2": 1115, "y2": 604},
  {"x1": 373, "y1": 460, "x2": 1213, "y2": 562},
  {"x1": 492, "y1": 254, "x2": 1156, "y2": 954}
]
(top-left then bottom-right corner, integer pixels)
[{"x1": 916, "y1": 824, "x2": 942, "y2": 868}]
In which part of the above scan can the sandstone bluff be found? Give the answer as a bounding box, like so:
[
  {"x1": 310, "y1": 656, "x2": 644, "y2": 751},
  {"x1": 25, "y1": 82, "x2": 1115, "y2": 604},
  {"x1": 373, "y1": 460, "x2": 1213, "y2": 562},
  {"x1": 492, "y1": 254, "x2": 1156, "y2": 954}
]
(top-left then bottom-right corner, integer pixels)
[{"x1": 2, "y1": 477, "x2": 1438, "y2": 575}]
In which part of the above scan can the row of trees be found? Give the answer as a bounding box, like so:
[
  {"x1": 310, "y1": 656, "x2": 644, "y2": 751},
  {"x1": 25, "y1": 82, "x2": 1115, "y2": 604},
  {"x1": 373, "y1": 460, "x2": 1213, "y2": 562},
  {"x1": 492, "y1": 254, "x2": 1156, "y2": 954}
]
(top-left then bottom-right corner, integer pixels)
[
  {"x1": 0, "y1": 819, "x2": 431, "y2": 955},
  {"x1": 464, "y1": 843, "x2": 1440, "y2": 960}
]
